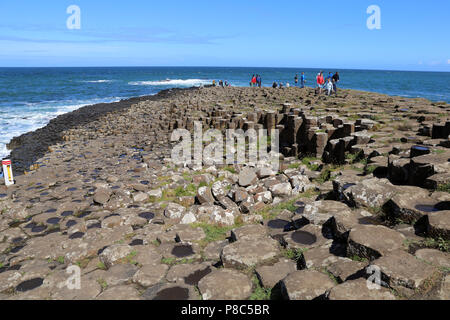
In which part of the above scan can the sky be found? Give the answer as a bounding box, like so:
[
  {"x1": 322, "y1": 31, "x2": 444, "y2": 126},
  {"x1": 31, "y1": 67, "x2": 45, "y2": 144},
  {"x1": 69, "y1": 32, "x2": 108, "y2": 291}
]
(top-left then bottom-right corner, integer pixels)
[{"x1": 0, "y1": 0, "x2": 449, "y2": 71}]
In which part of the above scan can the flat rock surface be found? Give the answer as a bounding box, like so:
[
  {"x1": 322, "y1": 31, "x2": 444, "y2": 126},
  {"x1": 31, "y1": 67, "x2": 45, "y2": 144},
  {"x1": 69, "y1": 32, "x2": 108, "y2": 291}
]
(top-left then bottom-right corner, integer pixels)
[
  {"x1": 348, "y1": 225, "x2": 406, "y2": 260},
  {"x1": 281, "y1": 270, "x2": 336, "y2": 300},
  {"x1": 198, "y1": 269, "x2": 252, "y2": 300},
  {"x1": 328, "y1": 278, "x2": 397, "y2": 300}
]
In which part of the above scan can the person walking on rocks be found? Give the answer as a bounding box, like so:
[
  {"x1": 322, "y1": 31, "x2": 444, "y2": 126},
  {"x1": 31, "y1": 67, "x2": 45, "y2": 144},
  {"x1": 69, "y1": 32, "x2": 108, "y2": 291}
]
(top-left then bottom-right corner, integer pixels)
[
  {"x1": 295, "y1": 74, "x2": 299, "y2": 86},
  {"x1": 326, "y1": 78, "x2": 333, "y2": 96},
  {"x1": 316, "y1": 71, "x2": 324, "y2": 94},
  {"x1": 332, "y1": 72, "x2": 340, "y2": 95}
]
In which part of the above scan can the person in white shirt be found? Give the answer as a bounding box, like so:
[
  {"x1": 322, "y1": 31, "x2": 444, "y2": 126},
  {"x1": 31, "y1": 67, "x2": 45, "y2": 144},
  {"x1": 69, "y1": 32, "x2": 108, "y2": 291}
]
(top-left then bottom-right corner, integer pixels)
[{"x1": 326, "y1": 78, "x2": 333, "y2": 96}]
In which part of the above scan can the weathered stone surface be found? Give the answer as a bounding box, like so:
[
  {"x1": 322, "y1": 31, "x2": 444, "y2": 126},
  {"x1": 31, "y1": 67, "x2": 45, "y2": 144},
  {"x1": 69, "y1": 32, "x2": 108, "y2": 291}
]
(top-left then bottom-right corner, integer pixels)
[
  {"x1": 438, "y1": 275, "x2": 450, "y2": 300},
  {"x1": 221, "y1": 238, "x2": 280, "y2": 269},
  {"x1": 382, "y1": 186, "x2": 433, "y2": 223},
  {"x1": 343, "y1": 178, "x2": 397, "y2": 208},
  {"x1": 281, "y1": 270, "x2": 336, "y2": 300},
  {"x1": 96, "y1": 285, "x2": 142, "y2": 300},
  {"x1": 415, "y1": 249, "x2": 450, "y2": 269},
  {"x1": 164, "y1": 202, "x2": 186, "y2": 219},
  {"x1": 255, "y1": 259, "x2": 297, "y2": 289},
  {"x1": 372, "y1": 250, "x2": 440, "y2": 292},
  {"x1": 203, "y1": 240, "x2": 228, "y2": 261},
  {"x1": 269, "y1": 183, "x2": 293, "y2": 198},
  {"x1": 347, "y1": 225, "x2": 406, "y2": 261},
  {"x1": 166, "y1": 262, "x2": 212, "y2": 285},
  {"x1": 93, "y1": 188, "x2": 111, "y2": 205},
  {"x1": 238, "y1": 167, "x2": 257, "y2": 187},
  {"x1": 142, "y1": 283, "x2": 199, "y2": 300},
  {"x1": 99, "y1": 244, "x2": 134, "y2": 269},
  {"x1": 283, "y1": 224, "x2": 329, "y2": 251},
  {"x1": 302, "y1": 200, "x2": 352, "y2": 226},
  {"x1": 231, "y1": 224, "x2": 268, "y2": 241},
  {"x1": 427, "y1": 211, "x2": 450, "y2": 240},
  {"x1": 328, "y1": 278, "x2": 397, "y2": 300},
  {"x1": 327, "y1": 258, "x2": 368, "y2": 283},
  {"x1": 197, "y1": 186, "x2": 215, "y2": 204},
  {"x1": 198, "y1": 269, "x2": 252, "y2": 300},
  {"x1": 132, "y1": 264, "x2": 169, "y2": 288},
  {"x1": 290, "y1": 175, "x2": 313, "y2": 193}
]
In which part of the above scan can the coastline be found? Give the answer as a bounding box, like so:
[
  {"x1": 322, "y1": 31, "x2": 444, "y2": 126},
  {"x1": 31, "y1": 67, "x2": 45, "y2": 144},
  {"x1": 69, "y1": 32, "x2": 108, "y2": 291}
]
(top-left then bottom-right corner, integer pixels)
[
  {"x1": 5, "y1": 84, "x2": 448, "y2": 170},
  {"x1": 0, "y1": 84, "x2": 448, "y2": 300}
]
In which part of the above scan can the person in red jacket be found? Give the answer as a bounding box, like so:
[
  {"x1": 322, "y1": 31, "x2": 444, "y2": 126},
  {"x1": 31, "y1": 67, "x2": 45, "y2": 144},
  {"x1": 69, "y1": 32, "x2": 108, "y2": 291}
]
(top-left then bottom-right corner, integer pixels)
[
  {"x1": 250, "y1": 74, "x2": 257, "y2": 87},
  {"x1": 316, "y1": 71, "x2": 325, "y2": 94}
]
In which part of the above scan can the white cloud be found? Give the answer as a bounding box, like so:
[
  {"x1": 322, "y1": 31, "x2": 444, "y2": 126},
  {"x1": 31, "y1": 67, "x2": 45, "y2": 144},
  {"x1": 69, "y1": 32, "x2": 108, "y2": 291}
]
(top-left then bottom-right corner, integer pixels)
[{"x1": 447, "y1": 59, "x2": 450, "y2": 65}]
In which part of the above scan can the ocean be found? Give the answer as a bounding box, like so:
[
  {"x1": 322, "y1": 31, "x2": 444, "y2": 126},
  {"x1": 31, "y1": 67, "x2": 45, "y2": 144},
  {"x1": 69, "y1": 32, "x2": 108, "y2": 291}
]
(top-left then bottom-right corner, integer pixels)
[{"x1": 0, "y1": 66, "x2": 449, "y2": 159}]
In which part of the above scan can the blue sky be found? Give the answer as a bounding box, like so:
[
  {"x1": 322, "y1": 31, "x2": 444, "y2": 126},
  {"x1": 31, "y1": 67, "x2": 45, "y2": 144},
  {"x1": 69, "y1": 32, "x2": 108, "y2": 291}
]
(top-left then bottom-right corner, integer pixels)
[{"x1": 0, "y1": 0, "x2": 449, "y2": 71}]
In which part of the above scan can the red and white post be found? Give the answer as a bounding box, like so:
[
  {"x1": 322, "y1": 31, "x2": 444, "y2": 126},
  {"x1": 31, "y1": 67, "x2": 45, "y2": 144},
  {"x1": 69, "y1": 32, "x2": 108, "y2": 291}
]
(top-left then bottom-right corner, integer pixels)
[{"x1": 2, "y1": 160, "x2": 14, "y2": 186}]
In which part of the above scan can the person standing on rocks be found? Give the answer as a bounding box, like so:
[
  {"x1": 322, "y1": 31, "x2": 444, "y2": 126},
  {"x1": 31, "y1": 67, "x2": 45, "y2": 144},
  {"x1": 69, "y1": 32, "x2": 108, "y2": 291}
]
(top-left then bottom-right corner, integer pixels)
[
  {"x1": 256, "y1": 74, "x2": 262, "y2": 87},
  {"x1": 295, "y1": 74, "x2": 299, "y2": 86},
  {"x1": 301, "y1": 72, "x2": 306, "y2": 88},
  {"x1": 332, "y1": 72, "x2": 340, "y2": 95}
]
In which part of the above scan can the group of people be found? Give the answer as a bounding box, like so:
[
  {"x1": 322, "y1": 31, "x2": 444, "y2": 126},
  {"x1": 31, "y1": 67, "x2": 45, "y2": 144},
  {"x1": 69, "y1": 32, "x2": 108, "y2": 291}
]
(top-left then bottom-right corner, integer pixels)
[
  {"x1": 212, "y1": 80, "x2": 230, "y2": 87},
  {"x1": 271, "y1": 72, "x2": 306, "y2": 89},
  {"x1": 250, "y1": 74, "x2": 262, "y2": 87},
  {"x1": 316, "y1": 71, "x2": 340, "y2": 95},
  {"x1": 214, "y1": 71, "x2": 340, "y2": 95}
]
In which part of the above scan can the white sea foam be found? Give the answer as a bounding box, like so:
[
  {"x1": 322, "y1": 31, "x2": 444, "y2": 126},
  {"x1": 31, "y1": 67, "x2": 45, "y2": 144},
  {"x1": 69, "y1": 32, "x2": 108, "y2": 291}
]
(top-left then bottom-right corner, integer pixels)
[
  {"x1": 81, "y1": 80, "x2": 114, "y2": 83},
  {"x1": 128, "y1": 79, "x2": 211, "y2": 87},
  {"x1": 0, "y1": 97, "x2": 123, "y2": 159}
]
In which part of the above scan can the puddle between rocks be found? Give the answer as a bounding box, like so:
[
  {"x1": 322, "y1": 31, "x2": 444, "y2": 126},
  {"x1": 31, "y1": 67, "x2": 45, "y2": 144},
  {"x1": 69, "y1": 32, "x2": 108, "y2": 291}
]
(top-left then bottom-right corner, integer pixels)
[
  {"x1": 171, "y1": 244, "x2": 194, "y2": 258},
  {"x1": 291, "y1": 231, "x2": 317, "y2": 245},
  {"x1": 130, "y1": 239, "x2": 144, "y2": 246},
  {"x1": 66, "y1": 220, "x2": 77, "y2": 228},
  {"x1": 61, "y1": 211, "x2": 74, "y2": 217},
  {"x1": 47, "y1": 217, "x2": 61, "y2": 225},
  {"x1": 16, "y1": 278, "x2": 44, "y2": 292},
  {"x1": 267, "y1": 219, "x2": 290, "y2": 229},
  {"x1": 139, "y1": 212, "x2": 155, "y2": 220},
  {"x1": 153, "y1": 287, "x2": 189, "y2": 300},
  {"x1": 415, "y1": 204, "x2": 439, "y2": 213},
  {"x1": 31, "y1": 225, "x2": 47, "y2": 233},
  {"x1": 69, "y1": 232, "x2": 85, "y2": 239}
]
